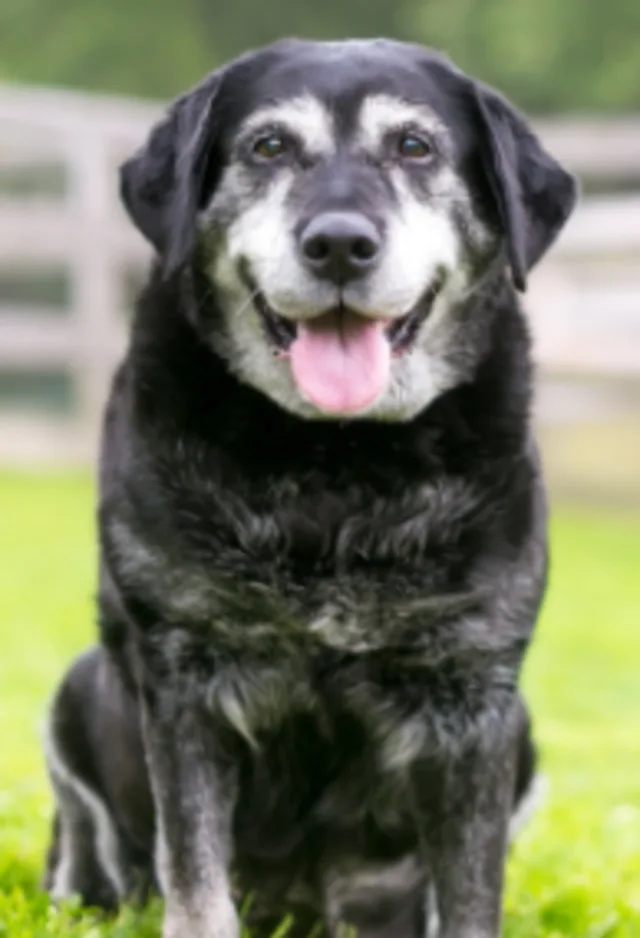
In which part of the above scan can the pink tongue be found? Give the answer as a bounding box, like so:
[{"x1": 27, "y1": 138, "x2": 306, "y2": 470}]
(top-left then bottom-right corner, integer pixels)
[{"x1": 290, "y1": 309, "x2": 390, "y2": 414}]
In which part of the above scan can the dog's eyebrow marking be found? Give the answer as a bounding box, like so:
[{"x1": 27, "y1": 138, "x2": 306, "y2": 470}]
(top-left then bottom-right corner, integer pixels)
[
  {"x1": 355, "y1": 94, "x2": 447, "y2": 150},
  {"x1": 241, "y1": 95, "x2": 335, "y2": 155}
]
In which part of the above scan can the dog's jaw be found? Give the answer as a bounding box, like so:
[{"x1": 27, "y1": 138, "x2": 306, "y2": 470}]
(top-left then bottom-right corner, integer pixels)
[
  {"x1": 249, "y1": 275, "x2": 448, "y2": 416},
  {"x1": 206, "y1": 262, "x2": 466, "y2": 421}
]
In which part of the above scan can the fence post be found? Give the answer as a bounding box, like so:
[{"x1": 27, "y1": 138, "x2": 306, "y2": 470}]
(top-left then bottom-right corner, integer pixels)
[{"x1": 66, "y1": 130, "x2": 123, "y2": 454}]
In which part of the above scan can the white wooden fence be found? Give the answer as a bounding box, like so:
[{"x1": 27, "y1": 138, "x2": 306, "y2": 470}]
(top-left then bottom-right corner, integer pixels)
[{"x1": 1, "y1": 84, "x2": 639, "y2": 490}]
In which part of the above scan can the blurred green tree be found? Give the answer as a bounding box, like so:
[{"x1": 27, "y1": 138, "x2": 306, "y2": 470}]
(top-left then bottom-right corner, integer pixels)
[
  {"x1": 0, "y1": 0, "x2": 403, "y2": 99},
  {"x1": 407, "y1": 0, "x2": 640, "y2": 112},
  {"x1": 0, "y1": 0, "x2": 638, "y2": 111},
  {"x1": 1, "y1": 0, "x2": 213, "y2": 98}
]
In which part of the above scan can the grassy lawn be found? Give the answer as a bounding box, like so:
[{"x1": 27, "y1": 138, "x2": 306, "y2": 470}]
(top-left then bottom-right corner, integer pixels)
[{"x1": 0, "y1": 472, "x2": 639, "y2": 937}]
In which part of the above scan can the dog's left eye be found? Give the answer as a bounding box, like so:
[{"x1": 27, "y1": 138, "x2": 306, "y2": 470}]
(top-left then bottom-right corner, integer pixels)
[
  {"x1": 397, "y1": 133, "x2": 433, "y2": 160},
  {"x1": 253, "y1": 134, "x2": 288, "y2": 160}
]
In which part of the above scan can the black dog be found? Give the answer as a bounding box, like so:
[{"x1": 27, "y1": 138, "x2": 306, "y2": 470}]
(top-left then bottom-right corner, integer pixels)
[{"x1": 44, "y1": 38, "x2": 576, "y2": 938}]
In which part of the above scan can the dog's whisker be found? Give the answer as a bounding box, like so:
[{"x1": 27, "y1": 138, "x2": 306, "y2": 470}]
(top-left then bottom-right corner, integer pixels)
[{"x1": 235, "y1": 288, "x2": 260, "y2": 318}]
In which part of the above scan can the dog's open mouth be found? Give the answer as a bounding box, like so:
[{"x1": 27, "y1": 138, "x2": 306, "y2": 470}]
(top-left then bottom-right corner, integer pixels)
[
  {"x1": 250, "y1": 275, "x2": 445, "y2": 414},
  {"x1": 254, "y1": 275, "x2": 445, "y2": 359}
]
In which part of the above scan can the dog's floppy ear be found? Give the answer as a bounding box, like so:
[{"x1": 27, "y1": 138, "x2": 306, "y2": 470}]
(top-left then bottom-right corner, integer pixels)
[
  {"x1": 120, "y1": 73, "x2": 223, "y2": 276},
  {"x1": 473, "y1": 83, "x2": 577, "y2": 292}
]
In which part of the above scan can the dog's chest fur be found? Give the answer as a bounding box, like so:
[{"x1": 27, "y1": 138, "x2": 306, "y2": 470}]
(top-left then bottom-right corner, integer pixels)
[{"x1": 107, "y1": 447, "x2": 528, "y2": 767}]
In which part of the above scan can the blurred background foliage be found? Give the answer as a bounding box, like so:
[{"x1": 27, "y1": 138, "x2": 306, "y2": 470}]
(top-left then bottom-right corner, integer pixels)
[{"x1": 1, "y1": 0, "x2": 639, "y2": 111}]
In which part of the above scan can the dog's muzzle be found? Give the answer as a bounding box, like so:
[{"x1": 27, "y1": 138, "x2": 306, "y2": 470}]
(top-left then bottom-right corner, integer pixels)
[{"x1": 237, "y1": 208, "x2": 446, "y2": 415}]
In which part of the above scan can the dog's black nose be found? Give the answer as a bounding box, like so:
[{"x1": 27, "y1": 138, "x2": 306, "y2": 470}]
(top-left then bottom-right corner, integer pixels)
[{"x1": 300, "y1": 212, "x2": 381, "y2": 284}]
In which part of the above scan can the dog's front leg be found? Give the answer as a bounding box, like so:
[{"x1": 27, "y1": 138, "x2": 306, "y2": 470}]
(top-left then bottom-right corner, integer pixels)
[
  {"x1": 411, "y1": 702, "x2": 519, "y2": 938},
  {"x1": 141, "y1": 691, "x2": 239, "y2": 938}
]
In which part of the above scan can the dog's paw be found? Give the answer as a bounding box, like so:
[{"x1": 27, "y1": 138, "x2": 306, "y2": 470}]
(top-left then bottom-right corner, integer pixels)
[{"x1": 162, "y1": 894, "x2": 240, "y2": 938}]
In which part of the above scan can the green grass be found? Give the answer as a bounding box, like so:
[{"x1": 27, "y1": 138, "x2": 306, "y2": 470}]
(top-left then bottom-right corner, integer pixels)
[{"x1": 0, "y1": 472, "x2": 639, "y2": 937}]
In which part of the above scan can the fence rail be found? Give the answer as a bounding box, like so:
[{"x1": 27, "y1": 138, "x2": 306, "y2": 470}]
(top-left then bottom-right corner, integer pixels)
[{"x1": 1, "y1": 84, "x2": 639, "y2": 481}]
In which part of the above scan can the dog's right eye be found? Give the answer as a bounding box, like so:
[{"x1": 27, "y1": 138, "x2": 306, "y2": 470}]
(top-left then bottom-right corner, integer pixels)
[
  {"x1": 397, "y1": 133, "x2": 433, "y2": 161},
  {"x1": 253, "y1": 134, "x2": 288, "y2": 160}
]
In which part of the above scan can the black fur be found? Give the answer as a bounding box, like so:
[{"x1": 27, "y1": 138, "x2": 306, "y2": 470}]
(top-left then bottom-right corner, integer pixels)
[{"x1": 44, "y1": 38, "x2": 576, "y2": 938}]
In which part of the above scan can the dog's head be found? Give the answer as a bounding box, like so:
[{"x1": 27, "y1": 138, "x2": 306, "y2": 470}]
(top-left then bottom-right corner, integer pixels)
[{"x1": 121, "y1": 39, "x2": 576, "y2": 420}]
